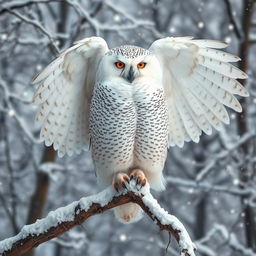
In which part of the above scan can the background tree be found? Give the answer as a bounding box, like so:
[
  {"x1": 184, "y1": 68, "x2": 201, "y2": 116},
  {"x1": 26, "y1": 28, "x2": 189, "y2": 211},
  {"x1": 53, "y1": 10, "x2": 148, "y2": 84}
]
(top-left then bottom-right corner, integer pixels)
[{"x1": 0, "y1": 0, "x2": 255, "y2": 256}]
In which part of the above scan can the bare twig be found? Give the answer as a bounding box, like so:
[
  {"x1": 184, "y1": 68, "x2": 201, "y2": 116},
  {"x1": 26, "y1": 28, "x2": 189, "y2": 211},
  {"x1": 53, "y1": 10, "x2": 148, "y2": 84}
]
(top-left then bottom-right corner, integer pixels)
[
  {"x1": 223, "y1": 0, "x2": 242, "y2": 39},
  {"x1": 196, "y1": 132, "x2": 256, "y2": 182},
  {"x1": 0, "y1": 192, "x2": 18, "y2": 235},
  {"x1": 2, "y1": 113, "x2": 19, "y2": 234},
  {"x1": 0, "y1": 0, "x2": 64, "y2": 15},
  {"x1": 6, "y1": 9, "x2": 60, "y2": 55}
]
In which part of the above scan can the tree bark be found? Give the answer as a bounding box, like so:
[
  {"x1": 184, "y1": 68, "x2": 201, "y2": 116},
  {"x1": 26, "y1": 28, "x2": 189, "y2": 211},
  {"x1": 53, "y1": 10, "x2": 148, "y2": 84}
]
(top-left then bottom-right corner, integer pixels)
[
  {"x1": 23, "y1": 2, "x2": 69, "y2": 256},
  {"x1": 237, "y1": 0, "x2": 256, "y2": 251},
  {"x1": 23, "y1": 147, "x2": 55, "y2": 256}
]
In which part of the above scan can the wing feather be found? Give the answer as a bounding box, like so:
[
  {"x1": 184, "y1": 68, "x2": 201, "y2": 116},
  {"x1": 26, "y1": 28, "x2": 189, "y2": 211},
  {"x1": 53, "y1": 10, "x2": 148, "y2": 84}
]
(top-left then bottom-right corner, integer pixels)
[
  {"x1": 32, "y1": 37, "x2": 108, "y2": 157},
  {"x1": 199, "y1": 48, "x2": 240, "y2": 62},
  {"x1": 193, "y1": 72, "x2": 242, "y2": 112},
  {"x1": 149, "y1": 37, "x2": 248, "y2": 147},
  {"x1": 176, "y1": 92, "x2": 201, "y2": 143},
  {"x1": 189, "y1": 79, "x2": 230, "y2": 124},
  {"x1": 198, "y1": 56, "x2": 247, "y2": 79},
  {"x1": 195, "y1": 66, "x2": 249, "y2": 97}
]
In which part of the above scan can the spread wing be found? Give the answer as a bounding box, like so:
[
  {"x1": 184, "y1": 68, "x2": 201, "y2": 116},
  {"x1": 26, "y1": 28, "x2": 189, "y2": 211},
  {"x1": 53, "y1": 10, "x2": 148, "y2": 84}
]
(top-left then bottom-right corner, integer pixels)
[
  {"x1": 149, "y1": 37, "x2": 248, "y2": 147},
  {"x1": 32, "y1": 37, "x2": 108, "y2": 157}
]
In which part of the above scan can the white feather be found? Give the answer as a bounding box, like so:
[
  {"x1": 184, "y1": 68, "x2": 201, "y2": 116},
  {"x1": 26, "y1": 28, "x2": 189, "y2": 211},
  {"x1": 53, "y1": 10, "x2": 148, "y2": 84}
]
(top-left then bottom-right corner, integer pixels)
[
  {"x1": 199, "y1": 48, "x2": 241, "y2": 62},
  {"x1": 32, "y1": 37, "x2": 109, "y2": 157},
  {"x1": 192, "y1": 39, "x2": 228, "y2": 49},
  {"x1": 193, "y1": 72, "x2": 242, "y2": 112},
  {"x1": 195, "y1": 66, "x2": 249, "y2": 97},
  {"x1": 149, "y1": 37, "x2": 248, "y2": 147},
  {"x1": 189, "y1": 79, "x2": 230, "y2": 124},
  {"x1": 198, "y1": 56, "x2": 247, "y2": 79},
  {"x1": 33, "y1": 57, "x2": 64, "y2": 83}
]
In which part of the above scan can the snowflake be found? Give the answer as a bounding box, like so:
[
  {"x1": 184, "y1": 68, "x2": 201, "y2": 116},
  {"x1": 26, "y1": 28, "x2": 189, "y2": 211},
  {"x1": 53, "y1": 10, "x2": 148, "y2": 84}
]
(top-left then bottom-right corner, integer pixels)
[
  {"x1": 233, "y1": 178, "x2": 239, "y2": 185},
  {"x1": 187, "y1": 188, "x2": 194, "y2": 194},
  {"x1": 119, "y1": 234, "x2": 127, "y2": 241},
  {"x1": 228, "y1": 24, "x2": 234, "y2": 31},
  {"x1": 198, "y1": 22, "x2": 204, "y2": 29},
  {"x1": 230, "y1": 209, "x2": 235, "y2": 214},
  {"x1": 213, "y1": 198, "x2": 219, "y2": 205},
  {"x1": 225, "y1": 37, "x2": 232, "y2": 44},
  {"x1": 1, "y1": 34, "x2": 7, "y2": 40},
  {"x1": 8, "y1": 109, "x2": 15, "y2": 117},
  {"x1": 169, "y1": 27, "x2": 176, "y2": 33},
  {"x1": 36, "y1": 64, "x2": 42, "y2": 71},
  {"x1": 149, "y1": 237, "x2": 154, "y2": 242},
  {"x1": 54, "y1": 40, "x2": 60, "y2": 47},
  {"x1": 230, "y1": 113, "x2": 236, "y2": 120},
  {"x1": 113, "y1": 15, "x2": 121, "y2": 22}
]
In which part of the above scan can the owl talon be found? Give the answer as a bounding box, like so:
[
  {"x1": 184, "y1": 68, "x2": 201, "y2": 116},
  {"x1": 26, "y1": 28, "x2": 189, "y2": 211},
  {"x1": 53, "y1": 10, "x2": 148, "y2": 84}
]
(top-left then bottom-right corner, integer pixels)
[
  {"x1": 129, "y1": 169, "x2": 147, "y2": 189},
  {"x1": 124, "y1": 176, "x2": 130, "y2": 184},
  {"x1": 112, "y1": 172, "x2": 129, "y2": 191}
]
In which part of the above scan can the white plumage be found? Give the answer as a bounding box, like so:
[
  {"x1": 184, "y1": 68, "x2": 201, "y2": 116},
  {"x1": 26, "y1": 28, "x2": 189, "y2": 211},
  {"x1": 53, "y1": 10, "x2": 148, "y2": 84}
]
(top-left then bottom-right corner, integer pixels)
[{"x1": 32, "y1": 36, "x2": 248, "y2": 223}]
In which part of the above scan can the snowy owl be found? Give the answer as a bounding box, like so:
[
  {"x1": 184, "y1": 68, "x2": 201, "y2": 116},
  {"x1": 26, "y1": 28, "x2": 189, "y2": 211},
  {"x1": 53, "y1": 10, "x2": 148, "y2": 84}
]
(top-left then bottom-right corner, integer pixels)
[{"x1": 32, "y1": 36, "x2": 248, "y2": 223}]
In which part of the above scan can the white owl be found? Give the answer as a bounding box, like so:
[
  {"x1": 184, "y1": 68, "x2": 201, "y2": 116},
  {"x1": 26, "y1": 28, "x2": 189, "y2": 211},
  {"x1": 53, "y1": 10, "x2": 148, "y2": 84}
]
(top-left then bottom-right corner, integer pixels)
[{"x1": 32, "y1": 37, "x2": 248, "y2": 223}]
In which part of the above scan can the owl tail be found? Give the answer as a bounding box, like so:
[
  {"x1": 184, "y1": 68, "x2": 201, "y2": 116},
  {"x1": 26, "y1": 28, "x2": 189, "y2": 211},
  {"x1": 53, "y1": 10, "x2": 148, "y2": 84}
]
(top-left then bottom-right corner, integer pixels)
[{"x1": 114, "y1": 203, "x2": 143, "y2": 223}]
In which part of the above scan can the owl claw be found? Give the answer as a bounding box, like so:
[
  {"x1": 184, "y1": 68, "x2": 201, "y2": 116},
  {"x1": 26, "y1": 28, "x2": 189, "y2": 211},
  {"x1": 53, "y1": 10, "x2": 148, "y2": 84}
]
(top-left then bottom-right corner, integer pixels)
[
  {"x1": 124, "y1": 176, "x2": 130, "y2": 184},
  {"x1": 129, "y1": 169, "x2": 147, "y2": 189},
  {"x1": 112, "y1": 172, "x2": 130, "y2": 192}
]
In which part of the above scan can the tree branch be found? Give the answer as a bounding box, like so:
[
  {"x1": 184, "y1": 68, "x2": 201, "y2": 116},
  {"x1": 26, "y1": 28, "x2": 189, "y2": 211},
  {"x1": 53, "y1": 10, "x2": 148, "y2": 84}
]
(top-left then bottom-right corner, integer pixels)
[
  {"x1": 0, "y1": 183, "x2": 196, "y2": 256},
  {"x1": 223, "y1": 0, "x2": 242, "y2": 39}
]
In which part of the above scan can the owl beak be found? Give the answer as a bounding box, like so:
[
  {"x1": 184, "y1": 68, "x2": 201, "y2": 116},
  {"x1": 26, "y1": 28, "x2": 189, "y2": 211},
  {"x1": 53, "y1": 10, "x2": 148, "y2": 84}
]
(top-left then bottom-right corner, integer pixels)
[{"x1": 126, "y1": 66, "x2": 135, "y2": 83}]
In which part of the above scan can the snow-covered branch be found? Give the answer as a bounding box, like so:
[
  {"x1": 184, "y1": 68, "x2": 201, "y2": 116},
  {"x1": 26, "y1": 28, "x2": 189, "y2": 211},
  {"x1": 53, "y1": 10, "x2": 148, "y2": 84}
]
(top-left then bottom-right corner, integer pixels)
[
  {"x1": 0, "y1": 182, "x2": 196, "y2": 256},
  {"x1": 7, "y1": 9, "x2": 60, "y2": 54},
  {"x1": 196, "y1": 132, "x2": 256, "y2": 182}
]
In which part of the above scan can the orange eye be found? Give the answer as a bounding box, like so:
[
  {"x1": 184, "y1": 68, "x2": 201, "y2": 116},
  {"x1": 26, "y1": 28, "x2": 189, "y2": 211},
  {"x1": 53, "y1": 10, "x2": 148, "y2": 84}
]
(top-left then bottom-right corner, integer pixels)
[
  {"x1": 115, "y1": 61, "x2": 125, "y2": 69},
  {"x1": 137, "y1": 62, "x2": 146, "y2": 69}
]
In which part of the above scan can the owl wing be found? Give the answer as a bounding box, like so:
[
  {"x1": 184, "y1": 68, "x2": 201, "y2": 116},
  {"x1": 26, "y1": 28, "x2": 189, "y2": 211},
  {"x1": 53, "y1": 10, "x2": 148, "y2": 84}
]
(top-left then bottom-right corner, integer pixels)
[
  {"x1": 149, "y1": 37, "x2": 248, "y2": 147},
  {"x1": 32, "y1": 37, "x2": 108, "y2": 157}
]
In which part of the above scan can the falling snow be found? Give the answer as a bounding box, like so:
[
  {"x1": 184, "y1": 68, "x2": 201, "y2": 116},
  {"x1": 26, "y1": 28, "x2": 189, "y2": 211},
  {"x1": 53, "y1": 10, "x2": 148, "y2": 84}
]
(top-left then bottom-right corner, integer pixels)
[
  {"x1": 113, "y1": 14, "x2": 121, "y2": 22},
  {"x1": 1, "y1": 34, "x2": 7, "y2": 40},
  {"x1": 8, "y1": 109, "x2": 15, "y2": 117},
  {"x1": 198, "y1": 21, "x2": 204, "y2": 29},
  {"x1": 0, "y1": 1, "x2": 255, "y2": 256},
  {"x1": 224, "y1": 36, "x2": 232, "y2": 43},
  {"x1": 228, "y1": 24, "x2": 234, "y2": 30},
  {"x1": 119, "y1": 234, "x2": 127, "y2": 241},
  {"x1": 169, "y1": 27, "x2": 176, "y2": 33}
]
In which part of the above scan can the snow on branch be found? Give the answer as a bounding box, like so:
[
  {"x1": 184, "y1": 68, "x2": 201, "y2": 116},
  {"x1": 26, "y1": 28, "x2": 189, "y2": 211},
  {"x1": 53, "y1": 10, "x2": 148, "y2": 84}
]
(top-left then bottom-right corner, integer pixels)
[{"x1": 0, "y1": 182, "x2": 196, "y2": 256}]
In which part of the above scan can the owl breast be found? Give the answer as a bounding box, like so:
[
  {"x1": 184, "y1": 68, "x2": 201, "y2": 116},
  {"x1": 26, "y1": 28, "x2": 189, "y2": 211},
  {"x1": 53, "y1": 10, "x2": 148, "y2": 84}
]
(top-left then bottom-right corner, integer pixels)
[{"x1": 89, "y1": 81, "x2": 168, "y2": 188}]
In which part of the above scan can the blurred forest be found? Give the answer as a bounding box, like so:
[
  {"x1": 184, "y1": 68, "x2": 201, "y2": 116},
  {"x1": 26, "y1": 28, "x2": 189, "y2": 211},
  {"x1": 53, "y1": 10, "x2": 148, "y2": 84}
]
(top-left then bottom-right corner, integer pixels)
[{"x1": 0, "y1": 0, "x2": 256, "y2": 255}]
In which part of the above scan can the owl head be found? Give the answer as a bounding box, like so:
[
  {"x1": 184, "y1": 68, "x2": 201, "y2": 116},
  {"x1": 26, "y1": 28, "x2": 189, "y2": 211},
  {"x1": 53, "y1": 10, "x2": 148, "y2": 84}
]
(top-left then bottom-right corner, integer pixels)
[{"x1": 97, "y1": 45, "x2": 162, "y2": 84}]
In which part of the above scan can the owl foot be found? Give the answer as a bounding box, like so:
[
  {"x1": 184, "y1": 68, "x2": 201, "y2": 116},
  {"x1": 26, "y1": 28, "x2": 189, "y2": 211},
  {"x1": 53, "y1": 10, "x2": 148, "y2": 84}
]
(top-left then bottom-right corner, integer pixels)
[
  {"x1": 129, "y1": 169, "x2": 147, "y2": 189},
  {"x1": 112, "y1": 172, "x2": 130, "y2": 191}
]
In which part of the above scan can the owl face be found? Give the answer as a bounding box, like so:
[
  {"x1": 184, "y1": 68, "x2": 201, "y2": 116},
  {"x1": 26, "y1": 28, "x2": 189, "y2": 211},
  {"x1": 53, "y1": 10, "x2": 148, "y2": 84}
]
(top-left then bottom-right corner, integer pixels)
[{"x1": 97, "y1": 47, "x2": 162, "y2": 84}]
